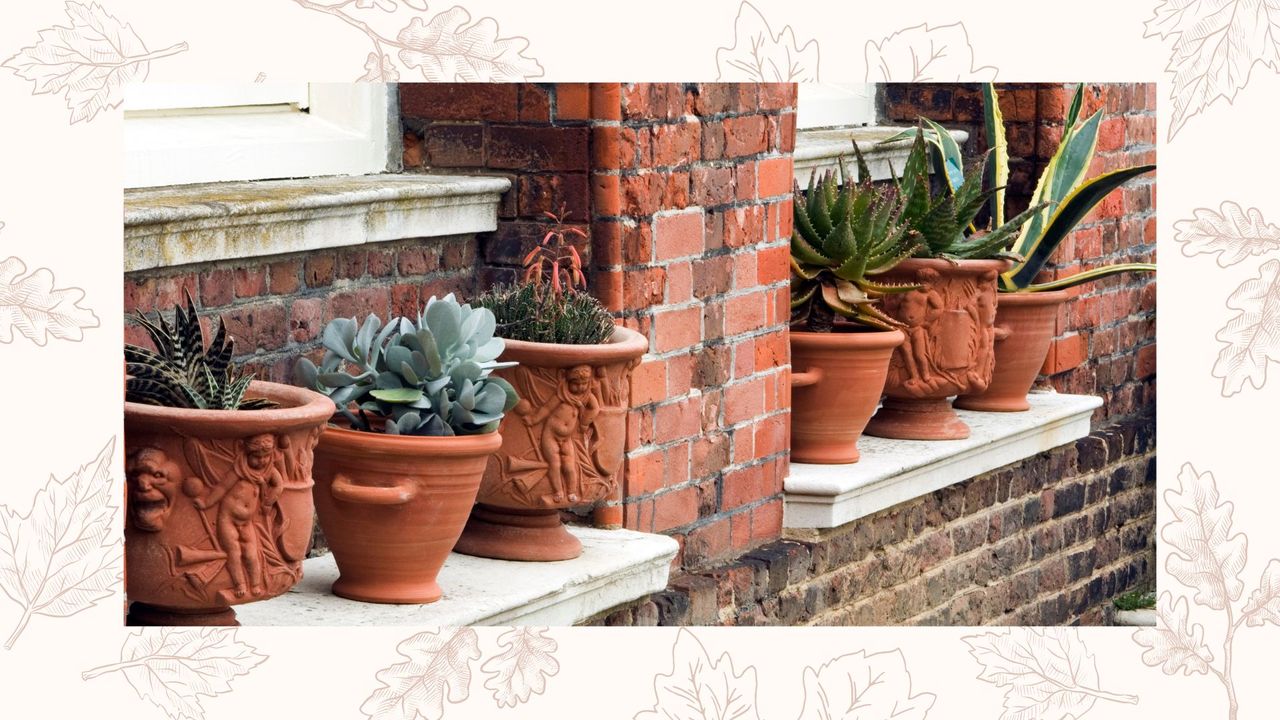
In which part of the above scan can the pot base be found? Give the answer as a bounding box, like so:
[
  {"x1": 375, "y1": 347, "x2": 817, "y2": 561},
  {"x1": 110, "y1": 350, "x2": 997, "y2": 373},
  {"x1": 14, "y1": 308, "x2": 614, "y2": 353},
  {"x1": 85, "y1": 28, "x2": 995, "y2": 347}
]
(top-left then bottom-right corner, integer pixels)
[
  {"x1": 864, "y1": 397, "x2": 970, "y2": 440},
  {"x1": 453, "y1": 504, "x2": 583, "y2": 562},
  {"x1": 127, "y1": 602, "x2": 239, "y2": 627},
  {"x1": 331, "y1": 577, "x2": 442, "y2": 605},
  {"x1": 952, "y1": 395, "x2": 1031, "y2": 412}
]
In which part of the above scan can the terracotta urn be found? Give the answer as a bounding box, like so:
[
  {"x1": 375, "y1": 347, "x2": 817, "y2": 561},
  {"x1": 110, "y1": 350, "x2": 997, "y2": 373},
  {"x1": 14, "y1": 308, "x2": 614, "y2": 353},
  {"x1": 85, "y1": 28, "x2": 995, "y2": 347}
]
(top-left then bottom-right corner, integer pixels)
[
  {"x1": 452, "y1": 327, "x2": 648, "y2": 562},
  {"x1": 790, "y1": 329, "x2": 904, "y2": 463},
  {"x1": 863, "y1": 258, "x2": 1010, "y2": 440},
  {"x1": 955, "y1": 290, "x2": 1071, "y2": 412},
  {"x1": 311, "y1": 425, "x2": 500, "y2": 604},
  {"x1": 124, "y1": 381, "x2": 332, "y2": 626}
]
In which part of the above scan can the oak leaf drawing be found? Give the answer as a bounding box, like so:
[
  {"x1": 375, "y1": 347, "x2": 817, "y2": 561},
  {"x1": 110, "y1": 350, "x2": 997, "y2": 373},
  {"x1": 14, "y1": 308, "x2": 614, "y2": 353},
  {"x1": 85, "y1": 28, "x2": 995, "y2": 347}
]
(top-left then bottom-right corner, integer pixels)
[
  {"x1": 865, "y1": 22, "x2": 997, "y2": 82},
  {"x1": 796, "y1": 649, "x2": 935, "y2": 720},
  {"x1": 481, "y1": 627, "x2": 559, "y2": 708},
  {"x1": 715, "y1": 0, "x2": 820, "y2": 82},
  {"x1": 1164, "y1": 463, "x2": 1247, "y2": 610},
  {"x1": 0, "y1": 437, "x2": 119, "y2": 650},
  {"x1": 362, "y1": 628, "x2": 481, "y2": 720},
  {"x1": 358, "y1": 51, "x2": 400, "y2": 81},
  {"x1": 1, "y1": 1, "x2": 188, "y2": 124},
  {"x1": 635, "y1": 629, "x2": 760, "y2": 720},
  {"x1": 1134, "y1": 593, "x2": 1215, "y2": 675},
  {"x1": 1241, "y1": 558, "x2": 1280, "y2": 625},
  {"x1": 0, "y1": 255, "x2": 100, "y2": 345},
  {"x1": 1145, "y1": 0, "x2": 1280, "y2": 139},
  {"x1": 1213, "y1": 259, "x2": 1280, "y2": 395},
  {"x1": 1176, "y1": 202, "x2": 1280, "y2": 267},
  {"x1": 81, "y1": 627, "x2": 266, "y2": 720},
  {"x1": 963, "y1": 627, "x2": 1137, "y2": 720},
  {"x1": 395, "y1": 6, "x2": 543, "y2": 81}
]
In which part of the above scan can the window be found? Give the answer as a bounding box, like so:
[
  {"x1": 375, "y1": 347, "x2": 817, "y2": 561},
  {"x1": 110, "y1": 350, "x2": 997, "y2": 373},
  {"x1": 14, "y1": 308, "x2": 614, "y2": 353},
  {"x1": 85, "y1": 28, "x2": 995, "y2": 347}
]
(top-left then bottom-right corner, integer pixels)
[
  {"x1": 124, "y1": 83, "x2": 394, "y2": 188},
  {"x1": 796, "y1": 83, "x2": 877, "y2": 129}
]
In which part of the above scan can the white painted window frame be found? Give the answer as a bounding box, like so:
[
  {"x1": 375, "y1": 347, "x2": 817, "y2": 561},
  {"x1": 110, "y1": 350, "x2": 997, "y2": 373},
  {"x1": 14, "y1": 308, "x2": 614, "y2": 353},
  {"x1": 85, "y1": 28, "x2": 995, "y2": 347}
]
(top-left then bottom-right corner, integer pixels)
[
  {"x1": 796, "y1": 83, "x2": 878, "y2": 129},
  {"x1": 124, "y1": 83, "x2": 393, "y2": 188}
]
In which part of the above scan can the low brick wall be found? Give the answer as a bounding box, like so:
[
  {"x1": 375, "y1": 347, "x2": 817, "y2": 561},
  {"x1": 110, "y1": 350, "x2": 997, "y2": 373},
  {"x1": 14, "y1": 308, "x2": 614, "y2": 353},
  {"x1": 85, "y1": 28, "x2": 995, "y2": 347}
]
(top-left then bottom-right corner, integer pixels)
[{"x1": 588, "y1": 414, "x2": 1155, "y2": 626}]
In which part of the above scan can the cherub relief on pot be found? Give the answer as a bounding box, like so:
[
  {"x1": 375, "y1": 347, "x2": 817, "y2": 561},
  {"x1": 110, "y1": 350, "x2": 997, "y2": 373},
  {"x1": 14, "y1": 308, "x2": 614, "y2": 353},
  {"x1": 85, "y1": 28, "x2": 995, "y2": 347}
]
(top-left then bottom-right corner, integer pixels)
[
  {"x1": 126, "y1": 447, "x2": 184, "y2": 532},
  {"x1": 883, "y1": 269, "x2": 994, "y2": 398}
]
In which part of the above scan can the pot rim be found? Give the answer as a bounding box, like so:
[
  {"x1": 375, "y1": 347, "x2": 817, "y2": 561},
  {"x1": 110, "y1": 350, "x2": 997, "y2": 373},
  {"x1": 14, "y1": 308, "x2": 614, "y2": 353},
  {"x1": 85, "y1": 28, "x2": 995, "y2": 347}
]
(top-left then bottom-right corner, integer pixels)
[
  {"x1": 790, "y1": 327, "x2": 905, "y2": 350},
  {"x1": 995, "y1": 288, "x2": 1072, "y2": 305},
  {"x1": 890, "y1": 257, "x2": 1013, "y2": 274},
  {"x1": 316, "y1": 422, "x2": 502, "y2": 459},
  {"x1": 497, "y1": 325, "x2": 649, "y2": 367},
  {"x1": 125, "y1": 379, "x2": 335, "y2": 437}
]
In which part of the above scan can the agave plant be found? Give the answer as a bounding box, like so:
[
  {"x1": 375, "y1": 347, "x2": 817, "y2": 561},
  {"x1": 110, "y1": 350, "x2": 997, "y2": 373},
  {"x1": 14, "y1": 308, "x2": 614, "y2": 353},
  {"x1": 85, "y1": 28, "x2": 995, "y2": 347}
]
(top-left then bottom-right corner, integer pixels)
[
  {"x1": 125, "y1": 291, "x2": 272, "y2": 410},
  {"x1": 790, "y1": 146, "x2": 922, "y2": 332},
  {"x1": 893, "y1": 126, "x2": 1047, "y2": 261},
  {"x1": 295, "y1": 294, "x2": 519, "y2": 436},
  {"x1": 474, "y1": 283, "x2": 616, "y2": 345}
]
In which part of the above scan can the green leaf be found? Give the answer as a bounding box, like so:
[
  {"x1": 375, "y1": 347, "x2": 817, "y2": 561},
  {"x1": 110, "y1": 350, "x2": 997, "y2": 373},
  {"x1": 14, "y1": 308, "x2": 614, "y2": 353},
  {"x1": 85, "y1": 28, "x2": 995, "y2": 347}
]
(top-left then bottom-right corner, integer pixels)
[
  {"x1": 982, "y1": 83, "x2": 1008, "y2": 227},
  {"x1": 425, "y1": 296, "x2": 462, "y2": 353},
  {"x1": 1019, "y1": 263, "x2": 1156, "y2": 292},
  {"x1": 1004, "y1": 165, "x2": 1155, "y2": 289},
  {"x1": 921, "y1": 117, "x2": 964, "y2": 192},
  {"x1": 370, "y1": 387, "x2": 426, "y2": 404},
  {"x1": 791, "y1": 229, "x2": 832, "y2": 265},
  {"x1": 322, "y1": 318, "x2": 358, "y2": 362}
]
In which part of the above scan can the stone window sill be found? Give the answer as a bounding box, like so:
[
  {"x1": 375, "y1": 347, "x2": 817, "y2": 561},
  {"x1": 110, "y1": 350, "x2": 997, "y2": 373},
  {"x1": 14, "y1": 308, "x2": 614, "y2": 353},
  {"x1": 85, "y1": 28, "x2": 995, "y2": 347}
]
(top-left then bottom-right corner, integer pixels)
[
  {"x1": 793, "y1": 125, "x2": 969, "y2": 186},
  {"x1": 233, "y1": 527, "x2": 678, "y2": 626},
  {"x1": 124, "y1": 173, "x2": 510, "y2": 272},
  {"x1": 783, "y1": 392, "x2": 1102, "y2": 530}
]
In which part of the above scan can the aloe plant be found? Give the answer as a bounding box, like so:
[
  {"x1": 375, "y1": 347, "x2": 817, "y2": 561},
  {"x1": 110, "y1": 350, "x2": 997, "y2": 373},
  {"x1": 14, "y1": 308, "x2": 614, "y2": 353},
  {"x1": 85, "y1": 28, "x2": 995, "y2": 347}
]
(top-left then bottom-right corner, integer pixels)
[
  {"x1": 295, "y1": 294, "x2": 519, "y2": 436},
  {"x1": 125, "y1": 291, "x2": 272, "y2": 411},
  {"x1": 790, "y1": 146, "x2": 921, "y2": 332}
]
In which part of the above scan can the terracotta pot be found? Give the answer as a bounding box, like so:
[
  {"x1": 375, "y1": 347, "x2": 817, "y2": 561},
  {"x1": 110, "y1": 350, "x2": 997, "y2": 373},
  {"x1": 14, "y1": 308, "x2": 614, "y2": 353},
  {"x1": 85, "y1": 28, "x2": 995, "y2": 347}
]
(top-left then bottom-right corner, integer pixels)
[
  {"x1": 863, "y1": 258, "x2": 1010, "y2": 440},
  {"x1": 453, "y1": 326, "x2": 648, "y2": 561},
  {"x1": 311, "y1": 425, "x2": 500, "y2": 603},
  {"x1": 124, "y1": 381, "x2": 332, "y2": 626},
  {"x1": 789, "y1": 328, "x2": 904, "y2": 463},
  {"x1": 955, "y1": 290, "x2": 1071, "y2": 412}
]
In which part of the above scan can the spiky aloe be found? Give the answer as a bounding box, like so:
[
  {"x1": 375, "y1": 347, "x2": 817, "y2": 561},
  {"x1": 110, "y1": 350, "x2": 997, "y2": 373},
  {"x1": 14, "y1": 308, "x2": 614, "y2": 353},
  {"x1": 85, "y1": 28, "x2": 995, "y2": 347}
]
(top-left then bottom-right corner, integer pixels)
[
  {"x1": 791, "y1": 145, "x2": 922, "y2": 332},
  {"x1": 125, "y1": 291, "x2": 272, "y2": 410},
  {"x1": 893, "y1": 126, "x2": 1047, "y2": 261}
]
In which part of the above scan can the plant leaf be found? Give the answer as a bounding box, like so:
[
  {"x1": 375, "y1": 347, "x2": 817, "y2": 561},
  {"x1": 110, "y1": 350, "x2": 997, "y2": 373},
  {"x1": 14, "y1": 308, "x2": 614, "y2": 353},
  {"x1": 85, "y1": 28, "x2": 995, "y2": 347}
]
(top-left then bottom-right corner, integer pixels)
[
  {"x1": 635, "y1": 629, "x2": 759, "y2": 720},
  {"x1": 797, "y1": 649, "x2": 934, "y2": 720},
  {"x1": 0, "y1": 256, "x2": 100, "y2": 345},
  {"x1": 370, "y1": 387, "x2": 425, "y2": 404},
  {"x1": 983, "y1": 83, "x2": 1008, "y2": 227},
  {"x1": 1162, "y1": 462, "x2": 1247, "y2": 609},
  {"x1": 714, "y1": 0, "x2": 819, "y2": 82},
  {"x1": 396, "y1": 7, "x2": 543, "y2": 81},
  {"x1": 1213, "y1": 259, "x2": 1280, "y2": 395},
  {"x1": 1242, "y1": 558, "x2": 1280, "y2": 626},
  {"x1": 1133, "y1": 592, "x2": 1214, "y2": 675},
  {"x1": 357, "y1": 51, "x2": 399, "y2": 82},
  {"x1": 1175, "y1": 201, "x2": 1280, "y2": 267},
  {"x1": 361, "y1": 628, "x2": 481, "y2": 720},
  {"x1": 481, "y1": 627, "x2": 559, "y2": 708},
  {"x1": 864, "y1": 21, "x2": 997, "y2": 81}
]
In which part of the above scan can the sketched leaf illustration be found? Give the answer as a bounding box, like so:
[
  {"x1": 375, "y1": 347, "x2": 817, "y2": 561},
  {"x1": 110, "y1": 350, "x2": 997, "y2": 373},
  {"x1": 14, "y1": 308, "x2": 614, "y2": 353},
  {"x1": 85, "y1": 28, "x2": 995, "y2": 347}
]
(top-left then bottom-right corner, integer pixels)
[
  {"x1": 715, "y1": 0, "x2": 819, "y2": 82},
  {"x1": 0, "y1": 256, "x2": 100, "y2": 345},
  {"x1": 635, "y1": 629, "x2": 759, "y2": 720},
  {"x1": 396, "y1": 6, "x2": 543, "y2": 81},
  {"x1": 1176, "y1": 201, "x2": 1280, "y2": 267},
  {"x1": 358, "y1": 51, "x2": 399, "y2": 81},
  {"x1": 1213, "y1": 259, "x2": 1280, "y2": 396},
  {"x1": 1241, "y1": 558, "x2": 1280, "y2": 625},
  {"x1": 81, "y1": 628, "x2": 266, "y2": 720},
  {"x1": 1145, "y1": 0, "x2": 1280, "y2": 139},
  {"x1": 1134, "y1": 593, "x2": 1214, "y2": 676},
  {"x1": 865, "y1": 22, "x2": 997, "y2": 82},
  {"x1": 1, "y1": 1, "x2": 188, "y2": 124},
  {"x1": 964, "y1": 628, "x2": 1136, "y2": 720},
  {"x1": 1164, "y1": 462, "x2": 1247, "y2": 609},
  {"x1": 0, "y1": 437, "x2": 119, "y2": 650},
  {"x1": 481, "y1": 627, "x2": 559, "y2": 708},
  {"x1": 796, "y1": 649, "x2": 935, "y2": 720},
  {"x1": 362, "y1": 628, "x2": 481, "y2": 720}
]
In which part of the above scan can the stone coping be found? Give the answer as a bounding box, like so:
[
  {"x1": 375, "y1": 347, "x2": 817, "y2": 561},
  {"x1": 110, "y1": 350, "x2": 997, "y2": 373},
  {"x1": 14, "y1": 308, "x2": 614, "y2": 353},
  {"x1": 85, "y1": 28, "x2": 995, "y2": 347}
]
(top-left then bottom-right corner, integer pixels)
[
  {"x1": 794, "y1": 125, "x2": 969, "y2": 185},
  {"x1": 124, "y1": 173, "x2": 510, "y2": 272},
  {"x1": 783, "y1": 391, "x2": 1103, "y2": 530},
  {"x1": 234, "y1": 526, "x2": 678, "y2": 626}
]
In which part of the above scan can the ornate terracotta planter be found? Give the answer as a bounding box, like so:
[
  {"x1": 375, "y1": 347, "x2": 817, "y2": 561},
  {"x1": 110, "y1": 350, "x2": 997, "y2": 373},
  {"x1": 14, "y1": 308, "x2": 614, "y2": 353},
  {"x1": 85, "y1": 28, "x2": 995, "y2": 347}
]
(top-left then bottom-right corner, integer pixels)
[
  {"x1": 124, "y1": 381, "x2": 332, "y2": 626},
  {"x1": 863, "y1": 258, "x2": 1010, "y2": 440},
  {"x1": 311, "y1": 425, "x2": 500, "y2": 603},
  {"x1": 790, "y1": 329, "x2": 904, "y2": 463},
  {"x1": 955, "y1": 290, "x2": 1071, "y2": 412},
  {"x1": 452, "y1": 327, "x2": 648, "y2": 562}
]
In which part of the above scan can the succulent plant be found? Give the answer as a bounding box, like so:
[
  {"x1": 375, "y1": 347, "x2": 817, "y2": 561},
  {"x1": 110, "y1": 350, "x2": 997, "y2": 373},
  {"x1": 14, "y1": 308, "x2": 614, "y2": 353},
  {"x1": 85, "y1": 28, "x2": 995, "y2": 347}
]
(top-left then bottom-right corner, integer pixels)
[
  {"x1": 893, "y1": 126, "x2": 1047, "y2": 261},
  {"x1": 295, "y1": 294, "x2": 519, "y2": 436},
  {"x1": 125, "y1": 291, "x2": 272, "y2": 410},
  {"x1": 474, "y1": 283, "x2": 616, "y2": 345},
  {"x1": 790, "y1": 146, "x2": 922, "y2": 332}
]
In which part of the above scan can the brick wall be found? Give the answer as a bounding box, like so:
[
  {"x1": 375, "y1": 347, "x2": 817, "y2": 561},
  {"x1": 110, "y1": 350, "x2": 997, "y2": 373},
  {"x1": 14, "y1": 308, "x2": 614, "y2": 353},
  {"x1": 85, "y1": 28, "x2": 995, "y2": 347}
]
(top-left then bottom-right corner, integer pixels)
[
  {"x1": 589, "y1": 414, "x2": 1155, "y2": 626},
  {"x1": 882, "y1": 83, "x2": 1157, "y2": 425}
]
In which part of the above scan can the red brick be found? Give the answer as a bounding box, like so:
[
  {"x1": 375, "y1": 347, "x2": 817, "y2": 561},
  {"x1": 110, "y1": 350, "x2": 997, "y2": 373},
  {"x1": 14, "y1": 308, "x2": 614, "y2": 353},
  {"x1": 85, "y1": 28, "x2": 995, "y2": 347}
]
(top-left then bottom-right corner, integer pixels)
[
  {"x1": 198, "y1": 268, "x2": 234, "y2": 308},
  {"x1": 693, "y1": 433, "x2": 731, "y2": 479},
  {"x1": 327, "y1": 287, "x2": 390, "y2": 323},
  {"x1": 732, "y1": 253, "x2": 758, "y2": 290},
  {"x1": 754, "y1": 330, "x2": 787, "y2": 372},
  {"x1": 689, "y1": 84, "x2": 738, "y2": 116},
  {"x1": 750, "y1": 500, "x2": 783, "y2": 543},
  {"x1": 423, "y1": 124, "x2": 484, "y2": 167},
  {"x1": 654, "y1": 210, "x2": 705, "y2": 261},
  {"x1": 622, "y1": 83, "x2": 684, "y2": 121},
  {"x1": 666, "y1": 353, "x2": 695, "y2": 397},
  {"x1": 518, "y1": 173, "x2": 590, "y2": 220},
  {"x1": 732, "y1": 338, "x2": 756, "y2": 379},
  {"x1": 518, "y1": 84, "x2": 551, "y2": 122},
  {"x1": 400, "y1": 83, "x2": 518, "y2": 121},
  {"x1": 692, "y1": 165, "x2": 735, "y2": 206},
  {"x1": 627, "y1": 450, "x2": 665, "y2": 495},
  {"x1": 756, "y1": 244, "x2": 789, "y2": 285},
  {"x1": 222, "y1": 301, "x2": 287, "y2": 353},
  {"x1": 653, "y1": 486, "x2": 701, "y2": 531},
  {"x1": 592, "y1": 126, "x2": 628, "y2": 170},
  {"x1": 754, "y1": 415, "x2": 787, "y2": 458},
  {"x1": 232, "y1": 267, "x2": 266, "y2": 298},
  {"x1": 554, "y1": 83, "x2": 591, "y2": 120},
  {"x1": 1097, "y1": 117, "x2": 1126, "y2": 152},
  {"x1": 304, "y1": 254, "x2": 336, "y2": 287},
  {"x1": 1136, "y1": 343, "x2": 1156, "y2": 379},
  {"x1": 724, "y1": 377, "x2": 765, "y2": 426},
  {"x1": 1043, "y1": 334, "x2": 1088, "y2": 375},
  {"x1": 724, "y1": 205, "x2": 764, "y2": 248},
  {"x1": 758, "y1": 83, "x2": 795, "y2": 111},
  {"x1": 758, "y1": 156, "x2": 793, "y2": 198},
  {"x1": 390, "y1": 283, "x2": 421, "y2": 319},
  {"x1": 733, "y1": 161, "x2": 758, "y2": 202},
  {"x1": 124, "y1": 275, "x2": 190, "y2": 314},
  {"x1": 621, "y1": 173, "x2": 664, "y2": 216},
  {"x1": 288, "y1": 298, "x2": 324, "y2": 343},
  {"x1": 650, "y1": 122, "x2": 701, "y2": 167},
  {"x1": 630, "y1": 358, "x2": 667, "y2": 406},
  {"x1": 686, "y1": 517, "x2": 732, "y2": 565},
  {"x1": 655, "y1": 397, "x2": 703, "y2": 444},
  {"x1": 268, "y1": 260, "x2": 301, "y2": 295},
  {"x1": 488, "y1": 125, "x2": 589, "y2": 171},
  {"x1": 654, "y1": 306, "x2": 702, "y2": 352},
  {"x1": 666, "y1": 261, "x2": 693, "y2": 303},
  {"x1": 725, "y1": 291, "x2": 768, "y2": 335},
  {"x1": 663, "y1": 441, "x2": 692, "y2": 489},
  {"x1": 722, "y1": 115, "x2": 768, "y2": 157},
  {"x1": 397, "y1": 245, "x2": 443, "y2": 276}
]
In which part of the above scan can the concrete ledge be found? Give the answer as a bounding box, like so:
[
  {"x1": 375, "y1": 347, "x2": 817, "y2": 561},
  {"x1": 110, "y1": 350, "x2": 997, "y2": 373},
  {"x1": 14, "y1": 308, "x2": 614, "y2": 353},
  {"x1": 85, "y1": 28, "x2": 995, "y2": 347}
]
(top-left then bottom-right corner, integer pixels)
[
  {"x1": 124, "y1": 173, "x2": 510, "y2": 272},
  {"x1": 794, "y1": 126, "x2": 969, "y2": 185},
  {"x1": 784, "y1": 392, "x2": 1102, "y2": 530},
  {"x1": 234, "y1": 526, "x2": 678, "y2": 626}
]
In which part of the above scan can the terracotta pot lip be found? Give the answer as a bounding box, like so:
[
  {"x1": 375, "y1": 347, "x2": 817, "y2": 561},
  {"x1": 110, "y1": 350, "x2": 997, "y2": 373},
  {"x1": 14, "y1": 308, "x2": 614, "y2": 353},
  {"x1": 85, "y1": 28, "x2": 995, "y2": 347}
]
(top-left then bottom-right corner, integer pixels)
[
  {"x1": 125, "y1": 380, "x2": 334, "y2": 436},
  {"x1": 996, "y1": 289, "x2": 1072, "y2": 304},
  {"x1": 497, "y1": 325, "x2": 648, "y2": 366},
  {"x1": 790, "y1": 328, "x2": 905, "y2": 350},
  {"x1": 892, "y1": 257, "x2": 1013, "y2": 274},
  {"x1": 317, "y1": 422, "x2": 502, "y2": 458}
]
